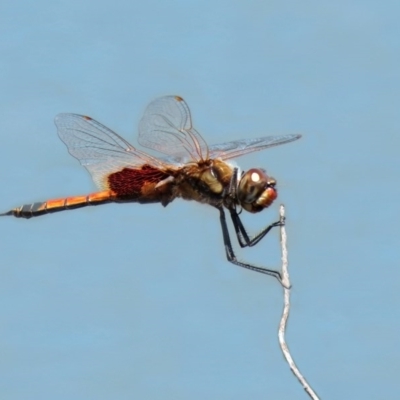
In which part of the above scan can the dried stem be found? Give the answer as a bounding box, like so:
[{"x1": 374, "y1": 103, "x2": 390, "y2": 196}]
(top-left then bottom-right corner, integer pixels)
[{"x1": 278, "y1": 204, "x2": 319, "y2": 400}]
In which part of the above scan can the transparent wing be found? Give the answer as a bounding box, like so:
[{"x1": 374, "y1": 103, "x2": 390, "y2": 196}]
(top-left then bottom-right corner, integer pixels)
[
  {"x1": 138, "y1": 95, "x2": 209, "y2": 161},
  {"x1": 208, "y1": 134, "x2": 302, "y2": 161},
  {"x1": 55, "y1": 113, "x2": 167, "y2": 190}
]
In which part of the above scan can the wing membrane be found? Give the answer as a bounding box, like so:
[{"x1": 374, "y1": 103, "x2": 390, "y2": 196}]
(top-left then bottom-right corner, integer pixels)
[
  {"x1": 55, "y1": 99, "x2": 301, "y2": 190},
  {"x1": 138, "y1": 96, "x2": 209, "y2": 161},
  {"x1": 208, "y1": 134, "x2": 302, "y2": 160},
  {"x1": 55, "y1": 114, "x2": 166, "y2": 189}
]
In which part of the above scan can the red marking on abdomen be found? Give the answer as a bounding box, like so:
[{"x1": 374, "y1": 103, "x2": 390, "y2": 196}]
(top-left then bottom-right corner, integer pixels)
[{"x1": 108, "y1": 165, "x2": 170, "y2": 198}]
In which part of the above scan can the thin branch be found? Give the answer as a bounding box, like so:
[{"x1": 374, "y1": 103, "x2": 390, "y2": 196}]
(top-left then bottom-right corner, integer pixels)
[{"x1": 278, "y1": 204, "x2": 319, "y2": 400}]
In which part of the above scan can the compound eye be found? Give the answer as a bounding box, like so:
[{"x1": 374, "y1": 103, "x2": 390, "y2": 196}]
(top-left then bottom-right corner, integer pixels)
[
  {"x1": 238, "y1": 168, "x2": 277, "y2": 213},
  {"x1": 250, "y1": 171, "x2": 261, "y2": 183},
  {"x1": 238, "y1": 169, "x2": 266, "y2": 203}
]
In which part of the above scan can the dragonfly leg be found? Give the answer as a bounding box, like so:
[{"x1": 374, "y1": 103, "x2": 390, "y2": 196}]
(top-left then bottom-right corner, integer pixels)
[
  {"x1": 217, "y1": 207, "x2": 283, "y2": 284},
  {"x1": 229, "y1": 208, "x2": 283, "y2": 248}
]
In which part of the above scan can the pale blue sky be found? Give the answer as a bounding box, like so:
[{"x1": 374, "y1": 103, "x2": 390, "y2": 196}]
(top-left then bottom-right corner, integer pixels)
[{"x1": 0, "y1": 1, "x2": 399, "y2": 399}]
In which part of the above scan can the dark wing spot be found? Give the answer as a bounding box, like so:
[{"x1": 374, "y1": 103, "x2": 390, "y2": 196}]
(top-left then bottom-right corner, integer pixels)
[{"x1": 108, "y1": 165, "x2": 170, "y2": 198}]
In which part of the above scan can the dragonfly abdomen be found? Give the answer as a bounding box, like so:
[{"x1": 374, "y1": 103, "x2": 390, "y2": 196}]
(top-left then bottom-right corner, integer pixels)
[{"x1": 1, "y1": 190, "x2": 115, "y2": 219}]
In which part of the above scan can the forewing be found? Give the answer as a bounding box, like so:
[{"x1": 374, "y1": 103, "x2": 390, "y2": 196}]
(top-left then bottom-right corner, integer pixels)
[
  {"x1": 208, "y1": 134, "x2": 302, "y2": 160},
  {"x1": 55, "y1": 113, "x2": 166, "y2": 190},
  {"x1": 138, "y1": 95, "x2": 209, "y2": 161}
]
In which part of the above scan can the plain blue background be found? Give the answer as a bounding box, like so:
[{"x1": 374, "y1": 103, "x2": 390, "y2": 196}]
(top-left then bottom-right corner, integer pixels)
[{"x1": 0, "y1": 1, "x2": 399, "y2": 399}]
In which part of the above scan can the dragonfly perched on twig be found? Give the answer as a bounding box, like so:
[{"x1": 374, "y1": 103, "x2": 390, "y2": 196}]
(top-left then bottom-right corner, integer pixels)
[{"x1": 1, "y1": 95, "x2": 301, "y2": 284}]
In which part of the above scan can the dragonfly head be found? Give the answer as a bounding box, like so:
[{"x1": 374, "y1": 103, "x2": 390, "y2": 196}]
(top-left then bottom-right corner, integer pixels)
[{"x1": 237, "y1": 169, "x2": 277, "y2": 213}]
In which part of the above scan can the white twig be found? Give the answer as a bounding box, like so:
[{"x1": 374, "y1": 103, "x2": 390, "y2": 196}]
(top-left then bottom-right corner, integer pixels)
[{"x1": 278, "y1": 204, "x2": 319, "y2": 400}]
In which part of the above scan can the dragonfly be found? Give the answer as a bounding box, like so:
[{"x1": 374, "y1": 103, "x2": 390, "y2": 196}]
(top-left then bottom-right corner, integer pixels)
[{"x1": 1, "y1": 96, "x2": 301, "y2": 284}]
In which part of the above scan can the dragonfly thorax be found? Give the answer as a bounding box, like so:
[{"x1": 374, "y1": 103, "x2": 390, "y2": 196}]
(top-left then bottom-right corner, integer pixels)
[{"x1": 237, "y1": 168, "x2": 277, "y2": 213}]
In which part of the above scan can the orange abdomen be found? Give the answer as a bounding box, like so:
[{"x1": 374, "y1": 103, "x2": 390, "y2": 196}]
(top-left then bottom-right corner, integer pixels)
[{"x1": 6, "y1": 190, "x2": 115, "y2": 219}]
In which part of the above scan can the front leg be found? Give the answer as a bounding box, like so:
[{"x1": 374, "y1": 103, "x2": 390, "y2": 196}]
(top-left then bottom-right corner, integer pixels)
[
  {"x1": 229, "y1": 208, "x2": 283, "y2": 248},
  {"x1": 217, "y1": 207, "x2": 283, "y2": 284}
]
